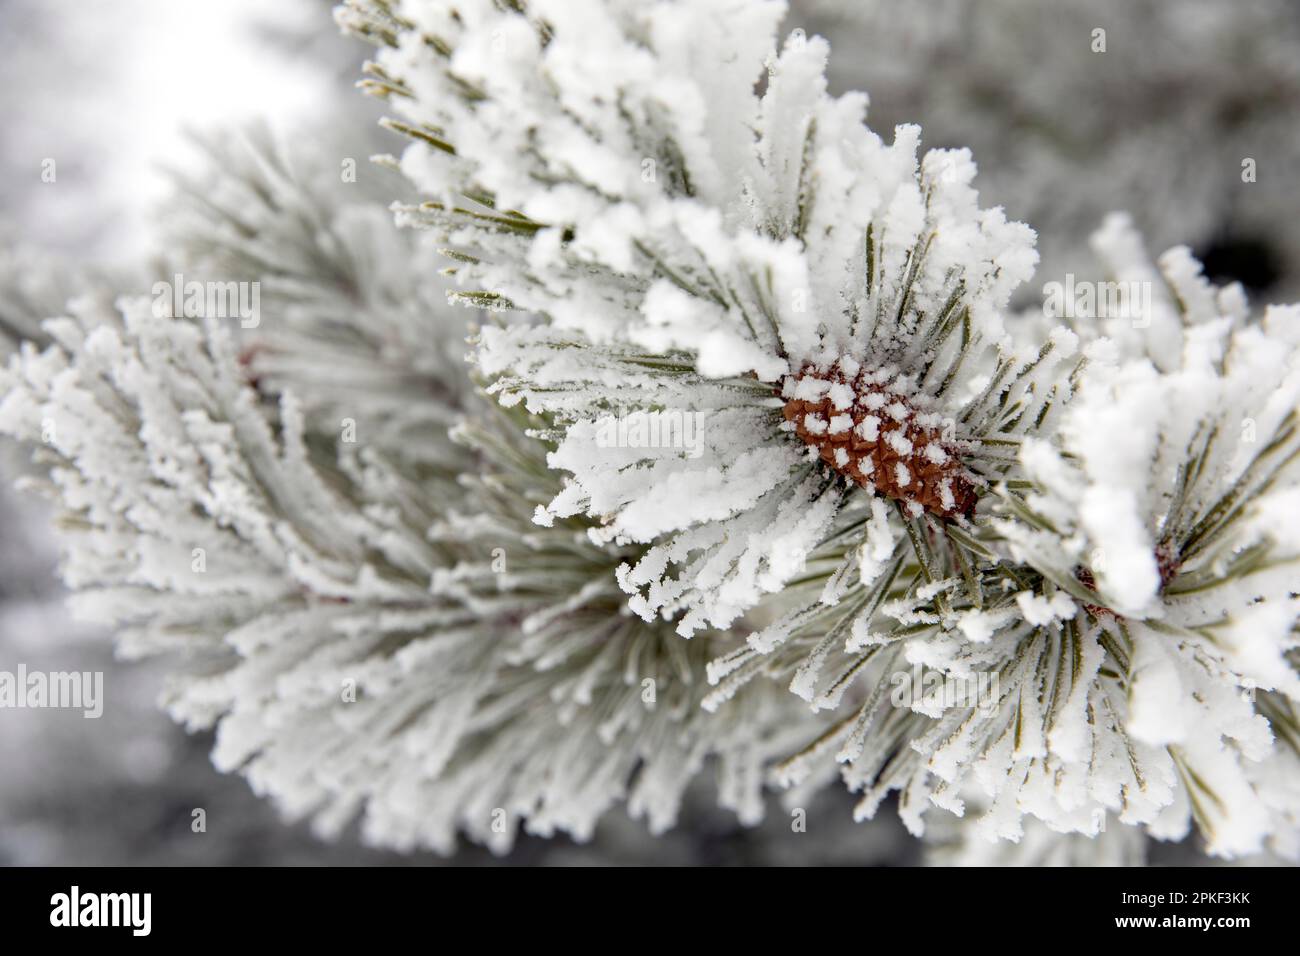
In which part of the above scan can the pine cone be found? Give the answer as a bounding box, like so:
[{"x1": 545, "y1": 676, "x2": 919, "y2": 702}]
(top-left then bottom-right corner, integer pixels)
[{"x1": 782, "y1": 360, "x2": 977, "y2": 519}]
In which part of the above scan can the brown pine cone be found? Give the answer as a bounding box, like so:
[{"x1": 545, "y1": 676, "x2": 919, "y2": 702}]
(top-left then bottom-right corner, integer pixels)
[{"x1": 781, "y1": 359, "x2": 977, "y2": 519}]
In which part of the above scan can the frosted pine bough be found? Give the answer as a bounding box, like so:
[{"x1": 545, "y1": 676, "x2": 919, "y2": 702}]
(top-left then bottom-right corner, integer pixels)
[
  {"x1": 344, "y1": 0, "x2": 1300, "y2": 857},
  {"x1": 820, "y1": 221, "x2": 1300, "y2": 856},
  {"x1": 759, "y1": 231, "x2": 1300, "y2": 855},
  {"x1": 341, "y1": 0, "x2": 1063, "y2": 632},
  {"x1": 0, "y1": 0, "x2": 1294, "y2": 863},
  {"x1": 980, "y1": 221, "x2": 1300, "y2": 857},
  {"x1": 162, "y1": 124, "x2": 472, "y2": 471},
  {"x1": 0, "y1": 134, "x2": 816, "y2": 854}
]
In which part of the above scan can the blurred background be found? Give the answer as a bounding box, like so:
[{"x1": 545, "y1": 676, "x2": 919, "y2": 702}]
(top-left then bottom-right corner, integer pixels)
[{"x1": 0, "y1": 0, "x2": 1296, "y2": 865}]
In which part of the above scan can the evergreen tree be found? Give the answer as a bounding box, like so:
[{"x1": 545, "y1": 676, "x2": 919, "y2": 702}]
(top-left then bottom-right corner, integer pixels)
[{"x1": 1, "y1": 0, "x2": 1297, "y2": 862}]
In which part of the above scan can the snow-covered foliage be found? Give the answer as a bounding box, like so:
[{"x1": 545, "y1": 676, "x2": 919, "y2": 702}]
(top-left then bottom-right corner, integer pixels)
[
  {"x1": 0, "y1": 234, "x2": 118, "y2": 355},
  {"x1": 162, "y1": 124, "x2": 470, "y2": 470},
  {"x1": 1, "y1": 0, "x2": 1297, "y2": 864},
  {"x1": 338, "y1": 0, "x2": 1300, "y2": 859},
  {"x1": 0, "y1": 134, "x2": 816, "y2": 854},
  {"x1": 985, "y1": 224, "x2": 1300, "y2": 857},
  {"x1": 925, "y1": 811, "x2": 1148, "y2": 867},
  {"x1": 771, "y1": 229, "x2": 1300, "y2": 858},
  {"x1": 340, "y1": 0, "x2": 1075, "y2": 648}
]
